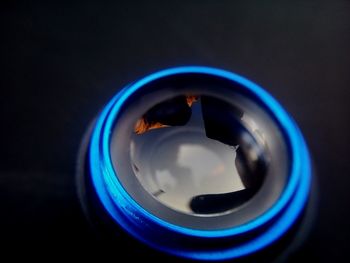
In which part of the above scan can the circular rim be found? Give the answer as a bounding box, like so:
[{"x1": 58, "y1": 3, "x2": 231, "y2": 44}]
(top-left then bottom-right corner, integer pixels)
[{"x1": 88, "y1": 66, "x2": 312, "y2": 260}]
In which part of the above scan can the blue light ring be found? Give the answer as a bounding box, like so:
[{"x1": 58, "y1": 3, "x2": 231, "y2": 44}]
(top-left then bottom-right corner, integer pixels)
[
  {"x1": 88, "y1": 66, "x2": 312, "y2": 260},
  {"x1": 96, "y1": 66, "x2": 309, "y2": 238}
]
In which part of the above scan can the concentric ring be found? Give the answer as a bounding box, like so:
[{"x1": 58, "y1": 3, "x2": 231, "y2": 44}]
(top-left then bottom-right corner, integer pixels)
[{"x1": 88, "y1": 66, "x2": 312, "y2": 260}]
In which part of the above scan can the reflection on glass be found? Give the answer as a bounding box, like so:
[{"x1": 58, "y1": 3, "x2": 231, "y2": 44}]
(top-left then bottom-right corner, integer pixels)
[{"x1": 130, "y1": 95, "x2": 268, "y2": 216}]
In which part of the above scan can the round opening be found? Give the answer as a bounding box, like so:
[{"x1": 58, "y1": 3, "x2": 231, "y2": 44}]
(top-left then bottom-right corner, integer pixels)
[{"x1": 109, "y1": 73, "x2": 290, "y2": 229}]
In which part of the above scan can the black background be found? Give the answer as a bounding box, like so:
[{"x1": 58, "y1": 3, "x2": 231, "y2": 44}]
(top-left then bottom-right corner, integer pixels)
[{"x1": 1, "y1": 0, "x2": 350, "y2": 261}]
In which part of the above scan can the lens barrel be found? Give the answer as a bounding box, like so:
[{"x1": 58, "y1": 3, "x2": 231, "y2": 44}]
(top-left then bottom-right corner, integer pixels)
[{"x1": 77, "y1": 66, "x2": 313, "y2": 261}]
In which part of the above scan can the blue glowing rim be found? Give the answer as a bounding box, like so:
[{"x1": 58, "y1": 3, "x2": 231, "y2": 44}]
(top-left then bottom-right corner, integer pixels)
[{"x1": 88, "y1": 66, "x2": 312, "y2": 260}]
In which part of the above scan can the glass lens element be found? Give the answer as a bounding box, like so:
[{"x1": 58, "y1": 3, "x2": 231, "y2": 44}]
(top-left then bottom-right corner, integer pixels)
[{"x1": 130, "y1": 95, "x2": 268, "y2": 216}]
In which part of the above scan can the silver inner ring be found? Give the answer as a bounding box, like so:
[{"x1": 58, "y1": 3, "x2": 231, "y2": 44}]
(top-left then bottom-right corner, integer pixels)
[{"x1": 109, "y1": 74, "x2": 290, "y2": 230}]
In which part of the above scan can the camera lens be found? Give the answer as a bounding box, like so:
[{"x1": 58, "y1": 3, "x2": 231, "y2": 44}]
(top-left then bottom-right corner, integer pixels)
[{"x1": 78, "y1": 66, "x2": 312, "y2": 261}]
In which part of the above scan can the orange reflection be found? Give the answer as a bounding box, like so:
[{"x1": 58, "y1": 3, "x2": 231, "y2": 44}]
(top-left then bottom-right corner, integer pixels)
[{"x1": 134, "y1": 95, "x2": 198, "y2": 134}]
